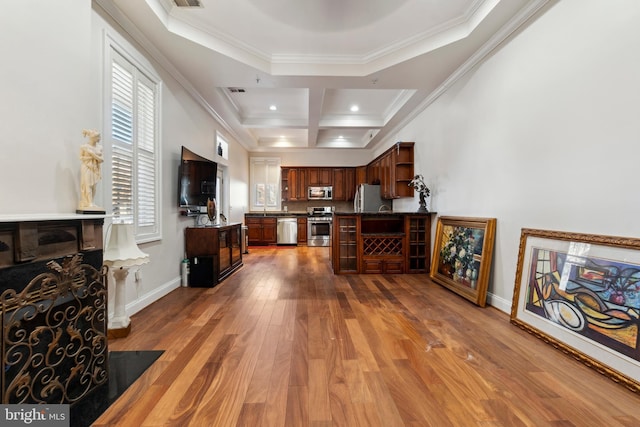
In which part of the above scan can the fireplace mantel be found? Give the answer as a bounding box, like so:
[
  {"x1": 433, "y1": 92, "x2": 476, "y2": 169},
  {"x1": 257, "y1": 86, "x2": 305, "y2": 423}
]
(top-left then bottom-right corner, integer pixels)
[
  {"x1": 0, "y1": 216, "x2": 108, "y2": 404},
  {"x1": 0, "y1": 213, "x2": 107, "y2": 222}
]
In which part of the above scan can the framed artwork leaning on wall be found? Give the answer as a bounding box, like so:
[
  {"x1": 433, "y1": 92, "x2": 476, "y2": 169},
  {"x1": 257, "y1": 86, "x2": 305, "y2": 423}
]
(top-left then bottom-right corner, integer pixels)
[
  {"x1": 511, "y1": 228, "x2": 640, "y2": 393},
  {"x1": 430, "y1": 216, "x2": 496, "y2": 307}
]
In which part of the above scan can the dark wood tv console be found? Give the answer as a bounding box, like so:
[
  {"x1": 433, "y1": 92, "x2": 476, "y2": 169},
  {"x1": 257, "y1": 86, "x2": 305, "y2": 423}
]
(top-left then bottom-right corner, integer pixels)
[{"x1": 185, "y1": 223, "x2": 243, "y2": 287}]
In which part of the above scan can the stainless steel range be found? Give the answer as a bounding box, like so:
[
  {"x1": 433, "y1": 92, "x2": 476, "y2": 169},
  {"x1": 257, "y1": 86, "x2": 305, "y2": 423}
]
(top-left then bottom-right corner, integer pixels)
[{"x1": 307, "y1": 206, "x2": 333, "y2": 247}]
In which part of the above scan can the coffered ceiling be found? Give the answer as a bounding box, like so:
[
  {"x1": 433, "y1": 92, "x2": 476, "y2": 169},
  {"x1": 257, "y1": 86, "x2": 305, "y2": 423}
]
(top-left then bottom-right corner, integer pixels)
[{"x1": 98, "y1": 0, "x2": 551, "y2": 152}]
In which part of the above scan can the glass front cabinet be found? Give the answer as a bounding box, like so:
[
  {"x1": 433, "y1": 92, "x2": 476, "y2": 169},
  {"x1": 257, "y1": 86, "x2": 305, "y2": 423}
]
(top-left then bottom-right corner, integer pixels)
[{"x1": 333, "y1": 216, "x2": 358, "y2": 273}]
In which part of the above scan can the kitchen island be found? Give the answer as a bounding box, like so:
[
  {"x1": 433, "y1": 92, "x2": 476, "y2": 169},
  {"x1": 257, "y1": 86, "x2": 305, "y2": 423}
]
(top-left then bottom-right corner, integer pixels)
[{"x1": 332, "y1": 211, "x2": 436, "y2": 274}]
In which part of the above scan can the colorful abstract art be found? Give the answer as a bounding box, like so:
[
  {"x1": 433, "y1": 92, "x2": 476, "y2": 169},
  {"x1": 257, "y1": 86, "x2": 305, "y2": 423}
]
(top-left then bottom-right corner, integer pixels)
[{"x1": 525, "y1": 247, "x2": 640, "y2": 361}]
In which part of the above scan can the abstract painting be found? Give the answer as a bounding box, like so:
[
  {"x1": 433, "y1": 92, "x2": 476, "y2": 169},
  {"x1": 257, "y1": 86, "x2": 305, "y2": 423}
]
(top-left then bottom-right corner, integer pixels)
[{"x1": 511, "y1": 228, "x2": 640, "y2": 393}]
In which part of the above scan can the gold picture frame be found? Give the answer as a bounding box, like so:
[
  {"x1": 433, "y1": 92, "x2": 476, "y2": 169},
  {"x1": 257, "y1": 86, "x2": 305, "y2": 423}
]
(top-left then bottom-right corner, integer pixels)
[
  {"x1": 510, "y1": 228, "x2": 640, "y2": 393},
  {"x1": 430, "y1": 216, "x2": 496, "y2": 307}
]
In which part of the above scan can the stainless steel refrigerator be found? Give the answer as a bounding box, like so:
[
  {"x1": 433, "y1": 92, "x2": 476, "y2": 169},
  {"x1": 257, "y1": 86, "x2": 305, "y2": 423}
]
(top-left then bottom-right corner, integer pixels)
[{"x1": 354, "y1": 184, "x2": 385, "y2": 212}]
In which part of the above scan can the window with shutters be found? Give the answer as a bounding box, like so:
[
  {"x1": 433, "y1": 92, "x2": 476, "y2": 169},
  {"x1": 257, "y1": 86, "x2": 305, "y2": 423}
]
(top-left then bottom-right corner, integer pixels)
[
  {"x1": 107, "y1": 43, "x2": 161, "y2": 242},
  {"x1": 250, "y1": 157, "x2": 281, "y2": 211}
]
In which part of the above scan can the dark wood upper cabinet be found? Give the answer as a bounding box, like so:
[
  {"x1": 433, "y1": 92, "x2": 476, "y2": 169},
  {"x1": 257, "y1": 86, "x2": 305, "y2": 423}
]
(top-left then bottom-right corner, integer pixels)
[
  {"x1": 289, "y1": 168, "x2": 299, "y2": 201},
  {"x1": 281, "y1": 167, "x2": 290, "y2": 202},
  {"x1": 345, "y1": 167, "x2": 356, "y2": 201},
  {"x1": 296, "y1": 168, "x2": 307, "y2": 200},
  {"x1": 282, "y1": 168, "x2": 308, "y2": 201},
  {"x1": 280, "y1": 143, "x2": 414, "y2": 202},
  {"x1": 355, "y1": 166, "x2": 367, "y2": 186},
  {"x1": 308, "y1": 167, "x2": 332, "y2": 186},
  {"x1": 332, "y1": 168, "x2": 346, "y2": 201},
  {"x1": 392, "y1": 142, "x2": 415, "y2": 198}
]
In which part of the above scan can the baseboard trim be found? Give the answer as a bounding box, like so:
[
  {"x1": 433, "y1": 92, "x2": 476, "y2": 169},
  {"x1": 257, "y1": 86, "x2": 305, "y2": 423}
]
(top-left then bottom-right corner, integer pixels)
[
  {"x1": 125, "y1": 277, "x2": 181, "y2": 318},
  {"x1": 487, "y1": 291, "x2": 511, "y2": 314}
]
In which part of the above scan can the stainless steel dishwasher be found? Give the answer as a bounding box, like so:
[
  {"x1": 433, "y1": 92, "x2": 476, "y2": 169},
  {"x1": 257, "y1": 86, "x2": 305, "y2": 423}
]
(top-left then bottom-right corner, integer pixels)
[{"x1": 277, "y1": 217, "x2": 298, "y2": 245}]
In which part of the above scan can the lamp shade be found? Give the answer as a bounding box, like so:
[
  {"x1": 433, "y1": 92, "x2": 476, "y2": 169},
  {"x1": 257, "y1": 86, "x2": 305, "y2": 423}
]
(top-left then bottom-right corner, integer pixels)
[{"x1": 103, "y1": 223, "x2": 150, "y2": 268}]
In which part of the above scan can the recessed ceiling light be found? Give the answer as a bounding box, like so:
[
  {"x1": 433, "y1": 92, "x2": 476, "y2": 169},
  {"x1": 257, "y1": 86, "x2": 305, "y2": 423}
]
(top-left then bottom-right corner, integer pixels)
[
  {"x1": 350, "y1": 105, "x2": 359, "y2": 112},
  {"x1": 338, "y1": 135, "x2": 344, "y2": 139},
  {"x1": 269, "y1": 105, "x2": 277, "y2": 111}
]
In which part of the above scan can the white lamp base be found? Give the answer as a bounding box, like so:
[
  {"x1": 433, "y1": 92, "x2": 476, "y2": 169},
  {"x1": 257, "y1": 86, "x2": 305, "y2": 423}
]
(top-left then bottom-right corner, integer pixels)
[{"x1": 108, "y1": 267, "x2": 132, "y2": 338}]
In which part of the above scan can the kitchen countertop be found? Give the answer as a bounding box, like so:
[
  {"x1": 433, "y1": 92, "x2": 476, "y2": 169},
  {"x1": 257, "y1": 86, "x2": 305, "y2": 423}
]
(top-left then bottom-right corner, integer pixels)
[
  {"x1": 333, "y1": 211, "x2": 436, "y2": 216},
  {"x1": 188, "y1": 221, "x2": 243, "y2": 228},
  {"x1": 245, "y1": 211, "x2": 436, "y2": 217},
  {"x1": 245, "y1": 211, "x2": 309, "y2": 217}
]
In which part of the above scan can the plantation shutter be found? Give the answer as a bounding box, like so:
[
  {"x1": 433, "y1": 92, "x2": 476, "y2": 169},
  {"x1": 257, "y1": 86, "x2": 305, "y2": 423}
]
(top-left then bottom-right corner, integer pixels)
[
  {"x1": 136, "y1": 76, "x2": 156, "y2": 228},
  {"x1": 109, "y1": 48, "x2": 160, "y2": 241},
  {"x1": 111, "y1": 60, "x2": 134, "y2": 224}
]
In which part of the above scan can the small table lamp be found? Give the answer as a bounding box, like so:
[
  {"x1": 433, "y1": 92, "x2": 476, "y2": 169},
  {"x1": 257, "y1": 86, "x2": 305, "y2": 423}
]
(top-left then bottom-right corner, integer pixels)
[{"x1": 103, "y1": 223, "x2": 149, "y2": 338}]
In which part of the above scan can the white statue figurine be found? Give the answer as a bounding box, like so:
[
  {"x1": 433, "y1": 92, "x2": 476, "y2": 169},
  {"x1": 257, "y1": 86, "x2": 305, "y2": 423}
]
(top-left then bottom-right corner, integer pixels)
[{"x1": 78, "y1": 129, "x2": 104, "y2": 211}]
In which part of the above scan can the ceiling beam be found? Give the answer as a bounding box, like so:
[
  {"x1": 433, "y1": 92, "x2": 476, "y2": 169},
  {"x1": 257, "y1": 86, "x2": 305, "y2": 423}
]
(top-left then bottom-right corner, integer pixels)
[{"x1": 306, "y1": 88, "x2": 324, "y2": 147}]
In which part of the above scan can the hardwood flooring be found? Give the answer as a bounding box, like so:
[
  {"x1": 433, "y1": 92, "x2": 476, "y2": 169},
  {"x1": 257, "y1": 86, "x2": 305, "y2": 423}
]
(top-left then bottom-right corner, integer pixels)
[{"x1": 96, "y1": 246, "x2": 640, "y2": 426}]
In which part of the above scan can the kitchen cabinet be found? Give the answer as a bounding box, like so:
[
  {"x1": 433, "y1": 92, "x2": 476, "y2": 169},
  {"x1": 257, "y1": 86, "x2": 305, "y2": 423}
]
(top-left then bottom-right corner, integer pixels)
[
  {"x1": 355, "y1": 166, "x2": 367, "y2": 186},
  {"x1": 297, "y1": 217, "x2": 307, "y2": 245},
  {"x1": 332, "y1": 167, "x2": 355, "y2": 201},
  {"x1": 380, "y1": 150, "x2": 393, "y2": 199},
  {"x1": 406, "y1": 215, "x2": 430, "y2": 273},
  {"x1": 332, "y1": 216, "x2": 358, "y2": 273},
  {"x1": 185, "y1": 223, "x2": 243, "y2": 287},
  {"x1": 345, "y1": 167, "x2": 356, "y2": 201},
  {"x1": 360, "y1": 215, "x2": 405, "y2": 273},
  {"x1": 308, "y1": 167, "x2": 332, "y2": 186},
  {"x1": 332, "y1": 212, "x2": 433, "y2": 274},
  {"x1": 281, "y1": 167, "x2": 307, "y2": 201},
  {"x1": 292, "y1": 168, "x2": 307, "y2": 200},
  {"x1": 281, "y1": 167, "x2": 290, "y2": 201},
  {"x1": 333, "y1": 168, "x2": 345, "y2": 200},
  {"x1": 280, "y1": 142, "x2": 414, "y2": 202},
  {"x1": 245, "y1": 216, "x2": 277, "y2": 245},
  {"x1": 367, "y1": 158, "x2": 381, "y2": 185},
  {"x1": 393, "y1": 142, "x2": 415, "y2": 198},
  {"x1": 368, "y1": 142, "x2": 415, "y2": 199}
]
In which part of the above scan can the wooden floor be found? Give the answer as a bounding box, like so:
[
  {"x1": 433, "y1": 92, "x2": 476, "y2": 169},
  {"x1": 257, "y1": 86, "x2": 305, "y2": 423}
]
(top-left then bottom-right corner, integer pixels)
[{"x1": 96, "y1": 246, "x2": 640, "y2": 426}]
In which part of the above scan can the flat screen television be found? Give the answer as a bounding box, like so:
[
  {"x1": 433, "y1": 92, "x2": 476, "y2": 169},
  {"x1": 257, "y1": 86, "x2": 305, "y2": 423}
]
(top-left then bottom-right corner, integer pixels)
[{"x1": 178, "y1": 146, "x2": 217, "y2": 211}]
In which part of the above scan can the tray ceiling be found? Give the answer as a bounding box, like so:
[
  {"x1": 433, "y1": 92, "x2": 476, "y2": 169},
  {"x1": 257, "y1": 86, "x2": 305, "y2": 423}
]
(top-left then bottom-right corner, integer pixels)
[{"x1": 98, "y1": 0, "x2": 551, "y2": 152}]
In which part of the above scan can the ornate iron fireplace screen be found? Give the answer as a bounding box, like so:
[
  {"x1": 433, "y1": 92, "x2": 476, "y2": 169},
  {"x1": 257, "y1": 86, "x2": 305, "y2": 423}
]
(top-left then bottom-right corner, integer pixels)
[{"x1": 1, "y1": 253, "x2": 108, "y2": 404}]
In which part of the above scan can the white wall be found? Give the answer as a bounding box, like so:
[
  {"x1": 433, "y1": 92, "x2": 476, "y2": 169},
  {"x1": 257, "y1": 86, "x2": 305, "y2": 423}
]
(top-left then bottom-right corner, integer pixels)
[
  {"x1": 389, "y1": 0, "x2": 640, "y2": 311},
  {"x1": 91, "y1": 7, "x2": 250, "y2": 317},
  {"x1": 0, "y1": 2, "x2": 95, "y2": 213},
  {"x1": 0, "y1": 1, "x2": 249, "y2": 320}
]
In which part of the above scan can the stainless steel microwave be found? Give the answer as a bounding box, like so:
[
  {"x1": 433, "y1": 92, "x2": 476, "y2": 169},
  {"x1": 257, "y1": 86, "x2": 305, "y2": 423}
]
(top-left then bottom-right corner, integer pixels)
[{"x1": 308, "y1": 186, "x2": 333, "y2": 200}]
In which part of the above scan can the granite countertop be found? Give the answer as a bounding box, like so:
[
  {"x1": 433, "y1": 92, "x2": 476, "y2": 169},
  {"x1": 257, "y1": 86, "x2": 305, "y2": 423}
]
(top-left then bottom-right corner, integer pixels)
[
  {"x1": 245, "y1": 211, "x2": 436, "y2": 217},
  {"x1": 245, "y1": 211, "x2": 308, "y2": 217},
  {"x1": 188, "y1": 221, "x2": 243, "y2": 228},
  {"x1": 333, "y1": 211, "x2": 436, "y2": 216}
]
